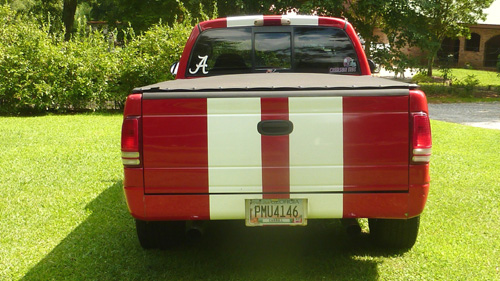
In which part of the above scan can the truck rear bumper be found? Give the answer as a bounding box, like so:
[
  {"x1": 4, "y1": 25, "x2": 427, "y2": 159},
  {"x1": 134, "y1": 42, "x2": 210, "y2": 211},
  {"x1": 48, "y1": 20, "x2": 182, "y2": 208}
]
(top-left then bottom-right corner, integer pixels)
[
  {"x1": 124, "y1": 164, "x2": 429, "y2": 221},
  {"x1": 124, "y1": 185, "x2": 429, "y2": 221}
]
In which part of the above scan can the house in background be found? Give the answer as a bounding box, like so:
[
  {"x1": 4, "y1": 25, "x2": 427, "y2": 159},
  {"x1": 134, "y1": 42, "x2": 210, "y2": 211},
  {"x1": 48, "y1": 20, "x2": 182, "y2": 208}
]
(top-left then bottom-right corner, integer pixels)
[
  {"x1": 373, "y1": 1, "x2": 500, "y2": 70},
  {"x1": 438, "y1": 0, "x2": 500, "y2": 69}
]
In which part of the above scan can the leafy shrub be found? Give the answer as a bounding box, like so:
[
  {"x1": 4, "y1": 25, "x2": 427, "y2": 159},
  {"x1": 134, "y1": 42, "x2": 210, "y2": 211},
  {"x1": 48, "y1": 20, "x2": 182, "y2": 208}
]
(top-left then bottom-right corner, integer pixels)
[
  {"x1": 419, "y1": 84, "x2": 453, "y2": 96},
  {"x1": 455, "y1": 74, "x2": 480, "y2": 97},
  {"x1": 411, "y1": 72, "x2": 435, "y2": 84},
  {"x1": 0, "y1": 5, "x2": 56, "y2": 113},
  {"x1": 0, "y1": 5, "x2": 192, "y2": 114},
  {"x1": 439, "y1": 54, "x2": 455, "y2": 80},
  {"x1": 116, "y1": 21, "x2": 192, "y2": 99}
]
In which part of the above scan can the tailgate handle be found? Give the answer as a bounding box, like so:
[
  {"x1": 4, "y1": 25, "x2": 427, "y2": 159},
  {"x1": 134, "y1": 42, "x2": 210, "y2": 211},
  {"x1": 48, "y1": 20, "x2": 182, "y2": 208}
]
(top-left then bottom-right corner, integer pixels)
[{"x1": 257, "y1": 120, "x2": 294, "y2": 136}]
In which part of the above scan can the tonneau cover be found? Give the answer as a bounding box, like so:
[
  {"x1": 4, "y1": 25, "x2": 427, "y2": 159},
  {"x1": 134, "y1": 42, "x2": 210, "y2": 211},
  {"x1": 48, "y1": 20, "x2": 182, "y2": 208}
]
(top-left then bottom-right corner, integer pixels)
[
  {"x1": 135, "y1": 73, "x2": 415, "y2": 99},
  {"x1": 135, "y1": 73, "x2": 413, "y2": 92}
]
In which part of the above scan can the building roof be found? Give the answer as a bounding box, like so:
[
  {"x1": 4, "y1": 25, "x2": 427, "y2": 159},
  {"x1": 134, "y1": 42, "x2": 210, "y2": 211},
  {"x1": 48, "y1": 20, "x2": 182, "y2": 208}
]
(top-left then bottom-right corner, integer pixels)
[{"x1": 479, "y1": 0, "x2": 500, "y2": 25}]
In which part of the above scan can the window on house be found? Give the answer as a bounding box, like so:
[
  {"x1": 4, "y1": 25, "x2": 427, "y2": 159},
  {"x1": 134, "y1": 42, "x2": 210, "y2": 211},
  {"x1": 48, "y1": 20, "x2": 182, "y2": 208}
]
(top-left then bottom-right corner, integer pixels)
[{"x1": 465, "y1": 33, "x2": 480, "y2": 52}]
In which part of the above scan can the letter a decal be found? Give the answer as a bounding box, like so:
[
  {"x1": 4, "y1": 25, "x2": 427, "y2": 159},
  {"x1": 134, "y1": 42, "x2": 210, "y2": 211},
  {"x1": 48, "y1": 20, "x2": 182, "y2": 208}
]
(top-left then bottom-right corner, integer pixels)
[{"x1": 189, "y1": 55, "x2": 209, "y2": 74}]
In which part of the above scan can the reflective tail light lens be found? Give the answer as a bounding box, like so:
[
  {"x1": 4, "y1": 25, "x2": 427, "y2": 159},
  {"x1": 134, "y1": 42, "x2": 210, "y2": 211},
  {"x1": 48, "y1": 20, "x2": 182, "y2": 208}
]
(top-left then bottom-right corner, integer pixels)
[
  {"x1": 121, "y1": 116, "x2": 141, "y2": 166},
  {"x1": 412, "y1": 112, "x2": 432, "y2": 163}
]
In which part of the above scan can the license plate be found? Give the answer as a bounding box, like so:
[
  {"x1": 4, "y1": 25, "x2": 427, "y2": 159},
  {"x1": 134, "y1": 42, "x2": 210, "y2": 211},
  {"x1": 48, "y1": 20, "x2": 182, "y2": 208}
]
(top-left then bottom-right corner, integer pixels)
[{"x1": 245, "y1": 199, "x2": 307, "y2": 226}]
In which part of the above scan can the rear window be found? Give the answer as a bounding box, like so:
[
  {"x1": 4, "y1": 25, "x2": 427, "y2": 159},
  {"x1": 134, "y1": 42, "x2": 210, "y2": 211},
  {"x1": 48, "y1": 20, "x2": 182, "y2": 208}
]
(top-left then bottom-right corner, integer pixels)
[
  {"x1": 186, "y1": 26, "x2": 360, "y2": 77},
  {"x1": 255, "y1": 32, "x2": 292, "y2": 70}
]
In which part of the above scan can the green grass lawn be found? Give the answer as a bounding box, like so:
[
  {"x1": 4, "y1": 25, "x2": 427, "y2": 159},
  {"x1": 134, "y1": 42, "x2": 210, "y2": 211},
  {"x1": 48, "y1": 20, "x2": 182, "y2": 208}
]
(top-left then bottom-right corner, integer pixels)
[
  {"x1": 434, "y1": 68, "x2": 500, "y2": 87},
  {"x1": 417, "y1": 68, "x2": 500, "y2": 103},
  {"x1": 1, "y1": 115, "x2": 499, "y2": 280}
]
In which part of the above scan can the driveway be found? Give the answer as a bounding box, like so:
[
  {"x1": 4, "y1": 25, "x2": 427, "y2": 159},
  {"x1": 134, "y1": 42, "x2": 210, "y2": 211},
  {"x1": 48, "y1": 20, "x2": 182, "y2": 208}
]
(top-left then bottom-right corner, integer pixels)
[{"x1": 428, "y1": 102, "x2": 500, "y2": 130}]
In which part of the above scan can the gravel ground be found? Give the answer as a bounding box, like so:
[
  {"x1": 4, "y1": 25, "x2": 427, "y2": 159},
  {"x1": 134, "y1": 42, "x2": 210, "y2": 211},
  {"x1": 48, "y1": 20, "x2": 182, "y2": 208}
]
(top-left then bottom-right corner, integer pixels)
[{"x1": 428, "y1": 102, "x2": 500, "y2": 130}]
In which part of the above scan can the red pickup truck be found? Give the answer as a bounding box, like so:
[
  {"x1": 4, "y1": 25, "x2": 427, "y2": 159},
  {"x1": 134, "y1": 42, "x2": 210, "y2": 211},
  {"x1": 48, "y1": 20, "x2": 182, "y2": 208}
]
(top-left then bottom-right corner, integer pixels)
[{"x1": 121, "y1": 15, "x2": 432, "y2": 250}]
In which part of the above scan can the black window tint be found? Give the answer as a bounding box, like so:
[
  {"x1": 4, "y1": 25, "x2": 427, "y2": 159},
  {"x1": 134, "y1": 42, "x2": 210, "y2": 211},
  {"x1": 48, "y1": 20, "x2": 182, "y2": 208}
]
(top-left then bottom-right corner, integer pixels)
[
  {"x1": 187, "y1": 28, "x2": 252, "y2": 76},
  {"x1": 465, "y1": 33, "x2": 480, "y2": 52},
  {"x1": 254, "y1": 33, "x2": 292, "y2": 70},
  {"x1": 187, "y1": 26, "x2": 360, "y2": 76},
  {"x1": 294, "y1": 27, "x2": 360, "y2": 74}
]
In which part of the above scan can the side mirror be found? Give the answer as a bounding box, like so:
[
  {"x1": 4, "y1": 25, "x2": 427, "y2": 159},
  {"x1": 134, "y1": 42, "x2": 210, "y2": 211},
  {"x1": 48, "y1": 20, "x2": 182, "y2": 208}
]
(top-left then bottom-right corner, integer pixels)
[
  {"x1": 368, "y1": 59, "x2": 379, "y2": 74},
  {"x1": 170, "y1": 62, "x2": 179, "y2": 76}
]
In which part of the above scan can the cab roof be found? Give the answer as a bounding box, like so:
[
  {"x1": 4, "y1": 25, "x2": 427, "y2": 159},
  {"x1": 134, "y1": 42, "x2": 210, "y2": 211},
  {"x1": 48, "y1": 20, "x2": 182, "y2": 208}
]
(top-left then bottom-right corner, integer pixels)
[{"x1": 198, "y1": 15, "x2": 347, "y2": 31}]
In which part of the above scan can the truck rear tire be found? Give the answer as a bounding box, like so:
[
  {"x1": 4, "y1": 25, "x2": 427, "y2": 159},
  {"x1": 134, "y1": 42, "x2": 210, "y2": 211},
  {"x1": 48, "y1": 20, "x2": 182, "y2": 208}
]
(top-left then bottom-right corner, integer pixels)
[
  {"x1": 135, "y1": 219, "x2": 185, "y2": 249},
  {"x1": 368, "y1": 216, "x2": 420, "y2": 250}
]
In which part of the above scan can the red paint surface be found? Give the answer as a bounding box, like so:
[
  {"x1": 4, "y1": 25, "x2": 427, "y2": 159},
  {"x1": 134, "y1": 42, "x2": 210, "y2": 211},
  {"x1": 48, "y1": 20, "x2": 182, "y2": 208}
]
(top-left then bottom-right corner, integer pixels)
[
  {"x1": 199, "y1": 18, "x2": 227, "y2": 30},
  {"x1": 343, "y1": 166, "x2": 409, "y2": 192},
  {"x1": 261, "y1": 98, "x2": 290, "y2": 199},
  {"x1": 410, "y1": 89, "x2": 429, "y2": 113},
  {"x1": 123, "y1": 94, "x2": 142, "y2": 116},
  {"x1": 343, "y1": 193, "x2": 408, "y2": 219},
  {"x1": 263, "y1": 16, "x2": 283, "y2": 26},
  {"x1": 124, "y1": 187, "x2": 145, "y2": 219},
  {"x1": 176, "y1": 26, "x2": 201, "y2": 79},
  {"x1": 342, "y1": 96, "x2": 410, "y2": 192},
  {"x1": 142, "y1": 99, "x2": 209, "y2": 194},
  {"x1": 408, "y1": 184, "x2": 429, "y2": 218},
  {"x1": 144, "y1": 195, "x2": 210, "y2": 220},
  {"x1": 342, "y1": 95, "x2": 412, "y2": 218},
  {"x1": 123, "y1": 168, "x2": 145, "y2": 219},
  {"x1": 344, "y1": 22, "x2": 371, "y2": 75},
  {"x1": 318, "y1": 17, "x2": 346, "y2": 29}
]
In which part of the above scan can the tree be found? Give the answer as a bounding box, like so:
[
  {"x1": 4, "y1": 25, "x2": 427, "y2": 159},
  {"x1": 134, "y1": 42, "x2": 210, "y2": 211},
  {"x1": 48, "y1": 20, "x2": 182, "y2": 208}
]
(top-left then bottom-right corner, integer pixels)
[
  {"x1": 89, "y1": 0, "x2": 182, "y2": 32},
  {"x1": 27, "y1": 0, "x2": 63, "y2": 32},
  {"x1": 62, "y1": 0, "x2": 77, "y2": 40},
  {"x1": 278, "y1": 0, "x2": 493, "y2": 76},
  {"x1": 383, "y1": 0, "x2": 493, "y2": 76},
  {"x1": 86, "y1": 0, "x2": 277, "y2": 32},
  {"x1": 288, "y1": 0, "x2": 387, "y2": 58},
  {"x1": 27, "y1": 0, "x2": 78, "y2": 40},
  {"x1": 4, "y1": 0, "x2": 36, "y2": 11}
]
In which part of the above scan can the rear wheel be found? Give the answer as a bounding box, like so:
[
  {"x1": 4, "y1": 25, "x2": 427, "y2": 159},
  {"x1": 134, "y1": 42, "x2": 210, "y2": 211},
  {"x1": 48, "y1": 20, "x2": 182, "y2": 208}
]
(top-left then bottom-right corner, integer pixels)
[
  {"x1": 368, "y1": 216, "x2": 420, "y2": 250},
  {"x1": 135, "y1": 219, "x2": 185, "y2": 249}
]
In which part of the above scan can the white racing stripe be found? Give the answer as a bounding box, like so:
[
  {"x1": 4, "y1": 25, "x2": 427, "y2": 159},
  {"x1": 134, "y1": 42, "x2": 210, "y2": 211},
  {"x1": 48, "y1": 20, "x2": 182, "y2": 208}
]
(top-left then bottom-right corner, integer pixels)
[
  {"x1": 291, "y1": 193, "x2": 343, "y2": 218},
  {"x1": 208, "y1": 98, "x2": 262, "y2": 219},
  {"x1": 210, "y1": 194, "x2": 261, "y2": 220},
  {"x1": 286, "y1": 15, "x2": 319, "y2": 26},
  {"x1": 227, "y1": 15, "x2": 264, "y2": 27},
  {"x1": 227, "y1": 15, "x2": 319, "y2": 27},
  {"x1": 289, "y1": 97, "x2": 344, "y2": 192},
  {"x1": 289, "y1": 97, "x2": 344, "y2": 218}
]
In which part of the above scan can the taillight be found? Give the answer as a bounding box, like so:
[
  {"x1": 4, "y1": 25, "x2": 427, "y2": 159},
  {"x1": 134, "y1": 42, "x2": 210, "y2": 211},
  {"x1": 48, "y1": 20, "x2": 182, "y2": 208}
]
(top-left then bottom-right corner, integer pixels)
[
  {"x1": 412, "y1": 112, "x2": 432, "y2": 163},
  {"x1": 121, "y1": 116, "x2": 141, "y2": 167}
]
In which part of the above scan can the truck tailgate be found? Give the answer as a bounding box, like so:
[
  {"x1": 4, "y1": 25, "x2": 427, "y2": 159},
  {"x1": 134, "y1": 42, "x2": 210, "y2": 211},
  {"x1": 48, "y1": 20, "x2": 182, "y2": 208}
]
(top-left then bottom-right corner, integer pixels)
[{"x1": 140, "y1": 73, "x2": 410, "y2": 197}]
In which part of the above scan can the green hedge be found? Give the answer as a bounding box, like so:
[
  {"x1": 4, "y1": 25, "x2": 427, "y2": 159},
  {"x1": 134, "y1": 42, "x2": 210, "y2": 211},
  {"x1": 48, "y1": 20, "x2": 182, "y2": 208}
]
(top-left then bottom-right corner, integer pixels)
[{"x1": 0, "y1": 5, "x2": 192, "y2": 114}]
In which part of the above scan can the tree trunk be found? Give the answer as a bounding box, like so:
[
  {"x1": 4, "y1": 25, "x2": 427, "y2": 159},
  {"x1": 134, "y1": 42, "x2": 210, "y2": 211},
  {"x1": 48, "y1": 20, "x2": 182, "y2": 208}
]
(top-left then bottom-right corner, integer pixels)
[
  {"x1": 63, "y1": 0, "x2": 78, "y2": 41},
  {"x1": 427, "y1": 58, "x2": 433, "y2": 77},
  {"x1": 365, "y1": 40, "x2": 372, "y2": 58},
  {"x1": 427, "y1": 50, "x2": 438, "y2": 77}
]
